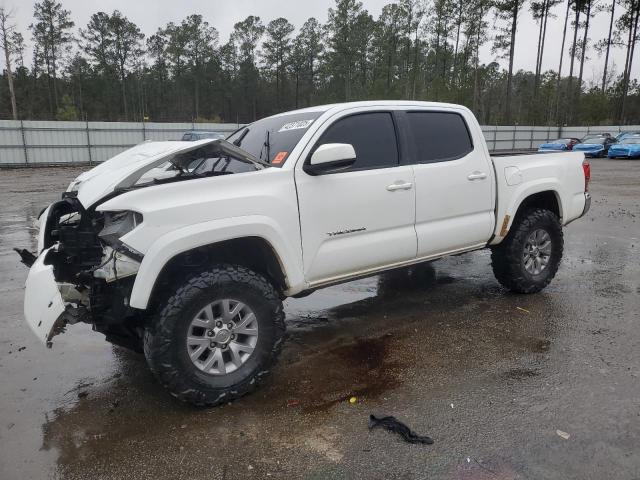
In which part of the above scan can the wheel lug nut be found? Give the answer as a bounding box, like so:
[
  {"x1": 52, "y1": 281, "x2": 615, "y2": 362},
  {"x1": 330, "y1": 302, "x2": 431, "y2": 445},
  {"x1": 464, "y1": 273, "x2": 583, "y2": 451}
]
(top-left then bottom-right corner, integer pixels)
[
  {"x1": 221, "y1": 344, "x2": 227, "y2": 349},
  {"x1": 210, "y1": 342, "x2": 217, "y2": 348},
  {"x1": 216, "y1": 321, "x2": 222, "y2": 328},
  {"x1": 230, "y1": 334, "x2": 236, "y2": 340},
  {"x1": 207, "y1": 330, "x2": 214, "y2": 337},
  {"x1": 227, "y1": 323, "x2": 233, "y2": 329}
]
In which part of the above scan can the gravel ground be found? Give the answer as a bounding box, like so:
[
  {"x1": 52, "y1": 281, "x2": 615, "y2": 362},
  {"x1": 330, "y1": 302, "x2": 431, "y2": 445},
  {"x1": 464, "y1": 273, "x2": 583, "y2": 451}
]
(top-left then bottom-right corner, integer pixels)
[{"x1": 0, "y1": 159, "x2": 638, "y2": 479}]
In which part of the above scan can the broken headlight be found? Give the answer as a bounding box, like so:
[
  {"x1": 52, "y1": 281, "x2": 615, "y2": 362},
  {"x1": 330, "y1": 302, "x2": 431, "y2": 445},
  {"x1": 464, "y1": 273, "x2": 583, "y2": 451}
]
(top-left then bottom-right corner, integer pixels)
[{"x1": 99, "y1": 211, "x2": 143, "y2": 245}]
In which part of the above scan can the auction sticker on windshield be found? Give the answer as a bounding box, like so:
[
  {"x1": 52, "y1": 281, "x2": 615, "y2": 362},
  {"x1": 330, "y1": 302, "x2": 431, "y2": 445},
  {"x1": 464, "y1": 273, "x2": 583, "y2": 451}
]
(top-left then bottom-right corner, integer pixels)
[{"x1": 278, "y1": 119, "x2": 314, "y2": 132}]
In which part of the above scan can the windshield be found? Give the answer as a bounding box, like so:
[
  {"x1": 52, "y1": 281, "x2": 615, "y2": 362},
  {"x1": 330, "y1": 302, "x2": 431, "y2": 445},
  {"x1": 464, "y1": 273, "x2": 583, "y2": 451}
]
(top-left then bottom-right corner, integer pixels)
[
  {"x1": 549, "y1": 139, "x2": 570, "y2": 144},
  {"x1": 582, "y1": 137, "x2": 606, "y2": 144},
  {"x1": 622, "y1": 137, "x2": 640, "y2": 144},
  {"x1": 618, "y1": 132, "x2": 639, "y2": 139},
  {"x1": 226, "y1": 111, "x2": 323, "y2": 167}
]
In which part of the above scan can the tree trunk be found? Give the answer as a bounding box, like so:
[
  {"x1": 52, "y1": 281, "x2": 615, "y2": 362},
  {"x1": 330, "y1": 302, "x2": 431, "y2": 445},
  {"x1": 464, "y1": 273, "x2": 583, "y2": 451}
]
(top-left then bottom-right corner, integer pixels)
[
  {"x1": 276, "y1": 58, "x2": 280, "y2": 109},
  {"x1": 0, "y1": 14, "x2": 18, "y2": 120},
  {"x1": 404, "y1": 9, "x2": 414, "y2": 97},
  {"x1": 194, "y1": 72, "x2": 200, "y2": 119},
  {"x1": 473, "y1": 37, "x2": 480, "y2": 112},
  {"x1": 120, "y1": 68, "x2": 128, "y2": 120},
  {"x1": 575, "y1": 0, "x2": 591, "y2": 119},
  {"x1": 452, "y1": 1, "x2": 463, "y2": 87},
  {"x1": 621, "y1": 4, "x2": 639, "y2": 122},
  {"x1": 566, "y1": 4, "x2": 580, "y2": 122},
  {"x1": 505, "y1": 0, "x2": 519, "y2": 123},
  {"x1": 538, "y1": 0, "x2": 550, "y2": 81},
  {"x1": 432, "y1": 12, "x2": 442, "y2": 96},
  {"x1": 555, "y1": 0, "x2": 571, "y2": 124},
  {"x1": 602, "y1": 0, "x2": 616, "y2": 92},
  {"x1": 412, "y1": 29, "x2": 419, "y2": 99},
  {"x1": 308, "y1": 59, "x2": 314, "y2": 106},
  {"x1": 534, "y1": 0, "x2": 546, "y2": 85}
]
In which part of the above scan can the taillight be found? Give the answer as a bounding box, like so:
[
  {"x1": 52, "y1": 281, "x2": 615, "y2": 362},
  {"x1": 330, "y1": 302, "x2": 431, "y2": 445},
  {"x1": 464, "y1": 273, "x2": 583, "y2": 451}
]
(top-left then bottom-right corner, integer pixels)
[{"x1": 582, "y1": 160, "x2": 590, "y2": 192}]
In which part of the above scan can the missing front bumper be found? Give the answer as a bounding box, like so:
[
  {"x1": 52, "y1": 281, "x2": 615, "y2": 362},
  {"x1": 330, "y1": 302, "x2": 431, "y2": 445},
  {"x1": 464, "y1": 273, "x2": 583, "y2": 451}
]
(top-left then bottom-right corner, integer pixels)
[{"x1": 23, "y1": 249, "x2": 67, "y2": 346}]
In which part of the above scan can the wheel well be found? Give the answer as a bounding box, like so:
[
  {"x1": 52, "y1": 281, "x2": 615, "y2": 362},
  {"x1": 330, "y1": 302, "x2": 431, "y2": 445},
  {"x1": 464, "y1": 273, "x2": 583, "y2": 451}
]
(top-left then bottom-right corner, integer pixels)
[
  {"x1": 149, "y1": 237, "x2": 287, "y2": 309},
  {"x1": 515, "y1": 191, "x2": 561, "y2": 221}
]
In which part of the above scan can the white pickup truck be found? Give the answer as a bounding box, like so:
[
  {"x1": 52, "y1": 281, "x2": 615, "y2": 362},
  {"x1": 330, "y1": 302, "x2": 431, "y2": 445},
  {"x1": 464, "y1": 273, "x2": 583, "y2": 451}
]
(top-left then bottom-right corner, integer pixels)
[{"x1": 18, "y1": 101, "x2": 591, "y2": 406}]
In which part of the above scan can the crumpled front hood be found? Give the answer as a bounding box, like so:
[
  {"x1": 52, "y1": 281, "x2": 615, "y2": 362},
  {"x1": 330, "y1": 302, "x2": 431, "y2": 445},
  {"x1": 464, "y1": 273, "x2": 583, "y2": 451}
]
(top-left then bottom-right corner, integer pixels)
[{"x1": 71, "y1": 139, "x2": 217, "y2": 207}]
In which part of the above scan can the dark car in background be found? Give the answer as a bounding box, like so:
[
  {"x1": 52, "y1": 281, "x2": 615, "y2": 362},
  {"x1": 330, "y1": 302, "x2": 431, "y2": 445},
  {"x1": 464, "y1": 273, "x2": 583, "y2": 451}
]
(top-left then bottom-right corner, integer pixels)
[
  {"x1": 574, "y1": 135, "x2": 617, "y2": 157},
  {"x1": 537, "y1": 138, "x2": 581, "y2": 152},
  {"x1": 181, "y1": 131, "x2": 225, "y2": 141},
  {"x1": 608, "y1": 135, "x2": 640, "y2": 158},
  {"x1": 584, "y1": 133, "x2": 613, "y2": 139}
]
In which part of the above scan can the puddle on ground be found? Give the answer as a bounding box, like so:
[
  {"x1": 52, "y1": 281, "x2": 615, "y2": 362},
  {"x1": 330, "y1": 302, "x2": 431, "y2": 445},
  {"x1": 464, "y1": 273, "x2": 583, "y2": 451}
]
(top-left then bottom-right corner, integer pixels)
[{"x1": 297, "y1": 334, "x2": 400, "y2": 413}]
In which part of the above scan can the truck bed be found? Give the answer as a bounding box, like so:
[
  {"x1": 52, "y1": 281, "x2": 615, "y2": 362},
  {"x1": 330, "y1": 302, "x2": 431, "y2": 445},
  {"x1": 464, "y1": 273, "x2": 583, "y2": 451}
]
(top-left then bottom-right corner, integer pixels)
[{"x1": 489, "y1": 151, "x2": 588, "y2": 245}]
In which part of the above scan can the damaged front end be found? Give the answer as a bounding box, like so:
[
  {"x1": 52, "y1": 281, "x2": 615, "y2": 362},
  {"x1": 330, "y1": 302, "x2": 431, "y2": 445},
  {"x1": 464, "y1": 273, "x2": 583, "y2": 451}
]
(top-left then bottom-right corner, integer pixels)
[{"x1": 20, "y1": 193, "x2": 144, "y2": 349}]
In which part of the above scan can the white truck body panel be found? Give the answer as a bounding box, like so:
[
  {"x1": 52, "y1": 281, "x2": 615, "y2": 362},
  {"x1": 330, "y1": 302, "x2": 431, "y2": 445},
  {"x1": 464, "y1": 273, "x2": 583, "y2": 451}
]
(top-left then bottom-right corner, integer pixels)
[
  {"x1": 490, "y1": 151, "x2": 588, "y2": 244},
  {"x1": 409, "y1": 106, "x2": 496, "y2": 258},
  {"x1": 97, "y1": 167, "x2": 306, "y2": 308}
]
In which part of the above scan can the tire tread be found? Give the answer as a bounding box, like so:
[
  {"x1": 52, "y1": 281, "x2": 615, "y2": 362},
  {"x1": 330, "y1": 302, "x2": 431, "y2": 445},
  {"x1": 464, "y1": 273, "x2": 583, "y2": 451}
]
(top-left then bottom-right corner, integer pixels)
[
  {"x1": 491, "y1": 208, "x2": 563, "y2": 294},
  {"x1": 143, "y1": 264, "x2": 285, "y2": 407}
]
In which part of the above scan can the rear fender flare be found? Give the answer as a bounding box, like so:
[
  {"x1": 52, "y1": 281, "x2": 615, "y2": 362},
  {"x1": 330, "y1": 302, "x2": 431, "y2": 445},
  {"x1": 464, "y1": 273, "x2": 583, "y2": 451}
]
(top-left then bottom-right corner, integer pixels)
[{"x1": 492, "y1": 180, "x2": 563, "y2": 244}]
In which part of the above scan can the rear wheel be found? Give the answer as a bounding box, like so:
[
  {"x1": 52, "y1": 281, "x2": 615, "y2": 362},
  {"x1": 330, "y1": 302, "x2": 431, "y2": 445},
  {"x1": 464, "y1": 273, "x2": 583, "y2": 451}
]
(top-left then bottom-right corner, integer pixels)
[
  {"x1": 491, "y1": 208, "x2": 563, "y2": 293},
  {"x1": 143, "y1": 265, "x2": 285, "y2": 407}
]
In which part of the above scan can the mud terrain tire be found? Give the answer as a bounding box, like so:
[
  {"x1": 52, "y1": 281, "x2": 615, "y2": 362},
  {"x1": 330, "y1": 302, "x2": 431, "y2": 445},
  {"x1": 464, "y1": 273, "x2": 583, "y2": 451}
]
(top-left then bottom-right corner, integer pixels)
[
  {"x1": 144, "y1": 265, "x2": 285, "y2": 407},
  {"x1": 491, "y1": 208, "x2": 563, "y2": 293}
]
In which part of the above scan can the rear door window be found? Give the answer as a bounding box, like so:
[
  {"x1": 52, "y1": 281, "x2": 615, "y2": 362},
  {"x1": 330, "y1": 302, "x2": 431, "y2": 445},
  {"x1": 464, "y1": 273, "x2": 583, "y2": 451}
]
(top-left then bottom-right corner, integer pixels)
[
  {"x1": 406, "y1": 111, "x2": 473, "y2": 163},
  {"x1": 313, "y1": 112, "x2": 399, "y2": 171}
]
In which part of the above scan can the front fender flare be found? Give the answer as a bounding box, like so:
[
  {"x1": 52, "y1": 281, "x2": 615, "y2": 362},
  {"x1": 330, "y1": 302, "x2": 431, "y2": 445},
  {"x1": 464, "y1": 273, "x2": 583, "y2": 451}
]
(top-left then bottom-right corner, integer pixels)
[{"x1": 128, "y1": 215, "x2": 304, "y2": 309}]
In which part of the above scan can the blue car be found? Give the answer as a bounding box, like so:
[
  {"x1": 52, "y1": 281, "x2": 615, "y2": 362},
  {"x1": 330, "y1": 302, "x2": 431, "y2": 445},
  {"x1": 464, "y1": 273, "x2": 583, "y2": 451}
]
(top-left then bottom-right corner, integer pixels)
[
  {"x1": 537, "y1": 138, "x2": 581, "y2": 152},
  {"x1": 608, "y1": 136, "x2": 640, "y2": 158},
  {"x1": 573, "y1": 135, "x2": 616, "y2": 157},
  {"x1": 615, "y1": 131, "x2": 640, "y2": 142}
]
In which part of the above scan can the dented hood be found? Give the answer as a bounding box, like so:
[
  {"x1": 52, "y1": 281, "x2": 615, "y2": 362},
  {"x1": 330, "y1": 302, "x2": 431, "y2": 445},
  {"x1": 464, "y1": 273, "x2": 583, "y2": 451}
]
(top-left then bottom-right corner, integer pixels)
[{"x1": 70, "y1": 139, "x2": 264, "y2": 207}]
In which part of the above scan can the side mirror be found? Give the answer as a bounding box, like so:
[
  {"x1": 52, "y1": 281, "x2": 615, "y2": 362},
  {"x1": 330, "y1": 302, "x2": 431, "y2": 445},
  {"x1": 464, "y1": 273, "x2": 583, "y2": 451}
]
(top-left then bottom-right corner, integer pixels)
[{"x1": 305, "y1": 143, "x2": 356, "y2": 175}]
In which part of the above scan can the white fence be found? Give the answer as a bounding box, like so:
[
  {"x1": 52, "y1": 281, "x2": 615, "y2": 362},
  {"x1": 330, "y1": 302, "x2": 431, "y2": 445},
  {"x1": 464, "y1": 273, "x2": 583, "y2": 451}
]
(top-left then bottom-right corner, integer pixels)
[
  {"x1": 480, "y1": 125, "x2": 639, "y2": 151},
  {"x1": 0, "y1": 119, "x2": 637, "y2": 166},
  {"x1": 0, "y1": 120, "x2": 240, "y2": 166}
]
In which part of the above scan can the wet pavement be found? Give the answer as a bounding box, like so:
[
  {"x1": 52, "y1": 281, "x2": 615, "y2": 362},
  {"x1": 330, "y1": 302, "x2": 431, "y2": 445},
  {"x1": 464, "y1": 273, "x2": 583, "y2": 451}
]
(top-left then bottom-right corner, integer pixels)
[{"x1": 0, "y1": 160, "x2": 639, "y2": 479}]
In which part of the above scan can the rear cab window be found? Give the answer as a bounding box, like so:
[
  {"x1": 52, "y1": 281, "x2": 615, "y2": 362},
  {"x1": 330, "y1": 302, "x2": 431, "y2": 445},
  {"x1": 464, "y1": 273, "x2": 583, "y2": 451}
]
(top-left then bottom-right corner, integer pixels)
[
  {"x1": 404, "y1": 111, "x2": 474, "y2": 163},
  {"x1": 310, "y1": 112, "x2": 399, "y2": 172}
]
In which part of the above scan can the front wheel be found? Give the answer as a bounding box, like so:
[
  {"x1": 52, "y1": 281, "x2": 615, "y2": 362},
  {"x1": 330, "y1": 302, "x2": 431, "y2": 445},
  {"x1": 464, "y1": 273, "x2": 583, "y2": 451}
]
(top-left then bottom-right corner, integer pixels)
[
  {"x1": 491, "y1": 208, "x2": 563, "y2": 293},
  {"x1": 143, "y1": 265, "x2": 285, "y2": 407}
]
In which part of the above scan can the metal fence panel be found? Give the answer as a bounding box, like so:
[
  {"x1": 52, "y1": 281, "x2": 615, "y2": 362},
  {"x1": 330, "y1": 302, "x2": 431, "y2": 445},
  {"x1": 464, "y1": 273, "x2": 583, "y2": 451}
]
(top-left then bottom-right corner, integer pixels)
[{"x1": 1, "y1": 120, "x2": 638, "y2": 166}]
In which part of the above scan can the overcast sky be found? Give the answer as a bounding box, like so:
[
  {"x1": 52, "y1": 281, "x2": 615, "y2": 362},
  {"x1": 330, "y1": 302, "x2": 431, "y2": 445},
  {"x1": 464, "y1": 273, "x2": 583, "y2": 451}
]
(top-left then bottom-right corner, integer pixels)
[{"x1": 2, "y1": 0, "x2": 636, "y2": 83}]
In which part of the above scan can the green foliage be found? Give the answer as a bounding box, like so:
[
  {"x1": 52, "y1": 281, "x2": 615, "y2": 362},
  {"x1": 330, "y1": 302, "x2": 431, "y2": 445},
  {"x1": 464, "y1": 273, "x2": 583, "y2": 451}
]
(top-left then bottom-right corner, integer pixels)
[
  {"x1": 55, "y1": 93, "x2": 78, "y2": 120},
  {"x1": 0, "y1": 0, "x2": 638, "y2": 124}
]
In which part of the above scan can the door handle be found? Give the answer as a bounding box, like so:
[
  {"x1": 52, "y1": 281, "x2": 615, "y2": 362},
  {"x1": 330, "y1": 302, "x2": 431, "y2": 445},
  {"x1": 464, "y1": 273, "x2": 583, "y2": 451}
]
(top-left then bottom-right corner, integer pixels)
[
  {"x1": 467, "y1": 171, "x2": 487, "y2": 181},
  {"x1": 386, "y1": 182, "x2": 413, "y2": 191}
]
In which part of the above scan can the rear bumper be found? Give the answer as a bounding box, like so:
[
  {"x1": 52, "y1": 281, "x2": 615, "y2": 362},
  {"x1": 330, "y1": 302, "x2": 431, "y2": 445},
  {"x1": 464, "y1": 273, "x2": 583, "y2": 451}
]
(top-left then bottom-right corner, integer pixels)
[{"x1": 23, "y1": 248, "x2": 67, "y2": 346}]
